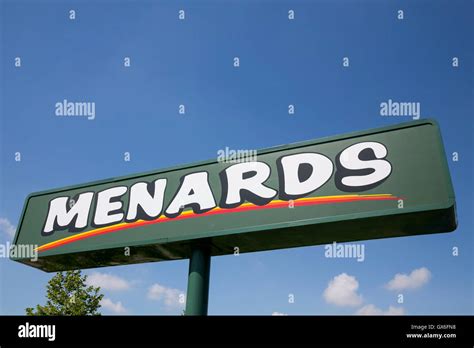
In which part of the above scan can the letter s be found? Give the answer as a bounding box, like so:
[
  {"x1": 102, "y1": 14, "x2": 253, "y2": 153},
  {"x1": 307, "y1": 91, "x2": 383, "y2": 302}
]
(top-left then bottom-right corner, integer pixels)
[{"x1": 335, "y1": 142, "x2": 392, "y2": 192}]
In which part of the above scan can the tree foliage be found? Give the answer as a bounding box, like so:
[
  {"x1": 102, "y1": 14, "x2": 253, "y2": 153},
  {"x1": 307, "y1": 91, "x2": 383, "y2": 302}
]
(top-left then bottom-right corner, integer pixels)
[{"x1": 26, "y1": 270, "x2": 103, "y2": 316}]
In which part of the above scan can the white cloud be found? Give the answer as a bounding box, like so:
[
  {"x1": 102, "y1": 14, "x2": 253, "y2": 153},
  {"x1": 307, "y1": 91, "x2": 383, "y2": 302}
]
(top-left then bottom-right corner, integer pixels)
[
  {"x1": 323, "y1": 273, "x2": 363, "y2": 307},
  {"x1": 385, "y1": 267, "x2": 431, "y2": 291},
  {"x1": 147, "y1": 283, "x2": 185, "y2": 309},
  {"x1": 272, "y1": 312, "x2": 288, "y2": 316},
  {"x1": 0, "y1": 218, "x2": 16, "y2": 239},
  {"x1": 356, "y1": 304, "x2": 405, "y2": 315},
  {"x1": 101, "y1": 297, "x2": 127, "y2": 314},
  {"x1": 86, "y1": 272, "x2": 131, "y2": 291}
]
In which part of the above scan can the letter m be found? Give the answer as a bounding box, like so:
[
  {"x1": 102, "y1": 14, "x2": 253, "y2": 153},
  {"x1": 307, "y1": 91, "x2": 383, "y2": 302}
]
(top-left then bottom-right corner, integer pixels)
[{"x1": 43, "y1": 192, "x2": 94, "y2": 235}]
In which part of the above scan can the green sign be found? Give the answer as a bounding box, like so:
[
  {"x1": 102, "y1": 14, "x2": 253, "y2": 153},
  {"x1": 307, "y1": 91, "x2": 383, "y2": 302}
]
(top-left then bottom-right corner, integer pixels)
[{"x1": 12, "y1": 119, "x2": 456, "y2": 272}]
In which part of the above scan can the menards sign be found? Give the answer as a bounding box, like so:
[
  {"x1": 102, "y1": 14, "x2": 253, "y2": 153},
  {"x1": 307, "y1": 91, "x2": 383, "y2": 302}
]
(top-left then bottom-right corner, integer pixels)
[{"x1": 12, "y1": 120, "x2": 456, "y2": 272}]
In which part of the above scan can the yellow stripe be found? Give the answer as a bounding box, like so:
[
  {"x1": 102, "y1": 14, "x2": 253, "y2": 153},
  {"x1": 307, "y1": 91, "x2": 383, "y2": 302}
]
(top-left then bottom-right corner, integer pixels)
[{"x1": 35, "y1": 194, "x2": 394, "y2": 252}]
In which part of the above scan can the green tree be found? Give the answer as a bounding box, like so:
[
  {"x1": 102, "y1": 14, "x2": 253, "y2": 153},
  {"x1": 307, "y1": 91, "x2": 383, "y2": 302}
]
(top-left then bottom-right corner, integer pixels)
[{"x1": 26, "y1": 270, "x2": 103, "y2": 316}]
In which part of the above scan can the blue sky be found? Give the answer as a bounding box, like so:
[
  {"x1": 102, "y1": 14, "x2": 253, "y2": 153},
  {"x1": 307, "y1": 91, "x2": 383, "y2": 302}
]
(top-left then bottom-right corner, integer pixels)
[{"x1": 0, "y1": 0, "x2": 472, "y2": 315}]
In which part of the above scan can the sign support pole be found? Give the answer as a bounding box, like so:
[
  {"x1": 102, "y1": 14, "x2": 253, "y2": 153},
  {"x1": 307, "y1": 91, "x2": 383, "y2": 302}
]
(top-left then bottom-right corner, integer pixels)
[{"x1": 185, "y1": 243, "x2": 211, "y2": 315}]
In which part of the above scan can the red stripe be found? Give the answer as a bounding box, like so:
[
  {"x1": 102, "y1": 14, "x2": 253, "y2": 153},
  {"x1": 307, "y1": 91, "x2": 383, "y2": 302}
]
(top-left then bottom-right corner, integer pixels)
[{"x1": 38, "y1": 195, "x2": 397, "y2": 252}]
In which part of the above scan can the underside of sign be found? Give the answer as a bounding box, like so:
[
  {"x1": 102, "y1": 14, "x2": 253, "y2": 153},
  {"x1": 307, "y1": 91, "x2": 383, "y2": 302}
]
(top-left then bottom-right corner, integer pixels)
[{"x1": 11, "y1": 119, "x2": 457, "y2": 272}]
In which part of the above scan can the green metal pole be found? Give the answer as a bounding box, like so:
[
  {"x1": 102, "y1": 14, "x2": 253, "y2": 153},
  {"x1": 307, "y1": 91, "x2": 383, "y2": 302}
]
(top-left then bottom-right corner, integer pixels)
[{"x1": 185, "y1": 244, "x2": 211, "y2": 315}]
